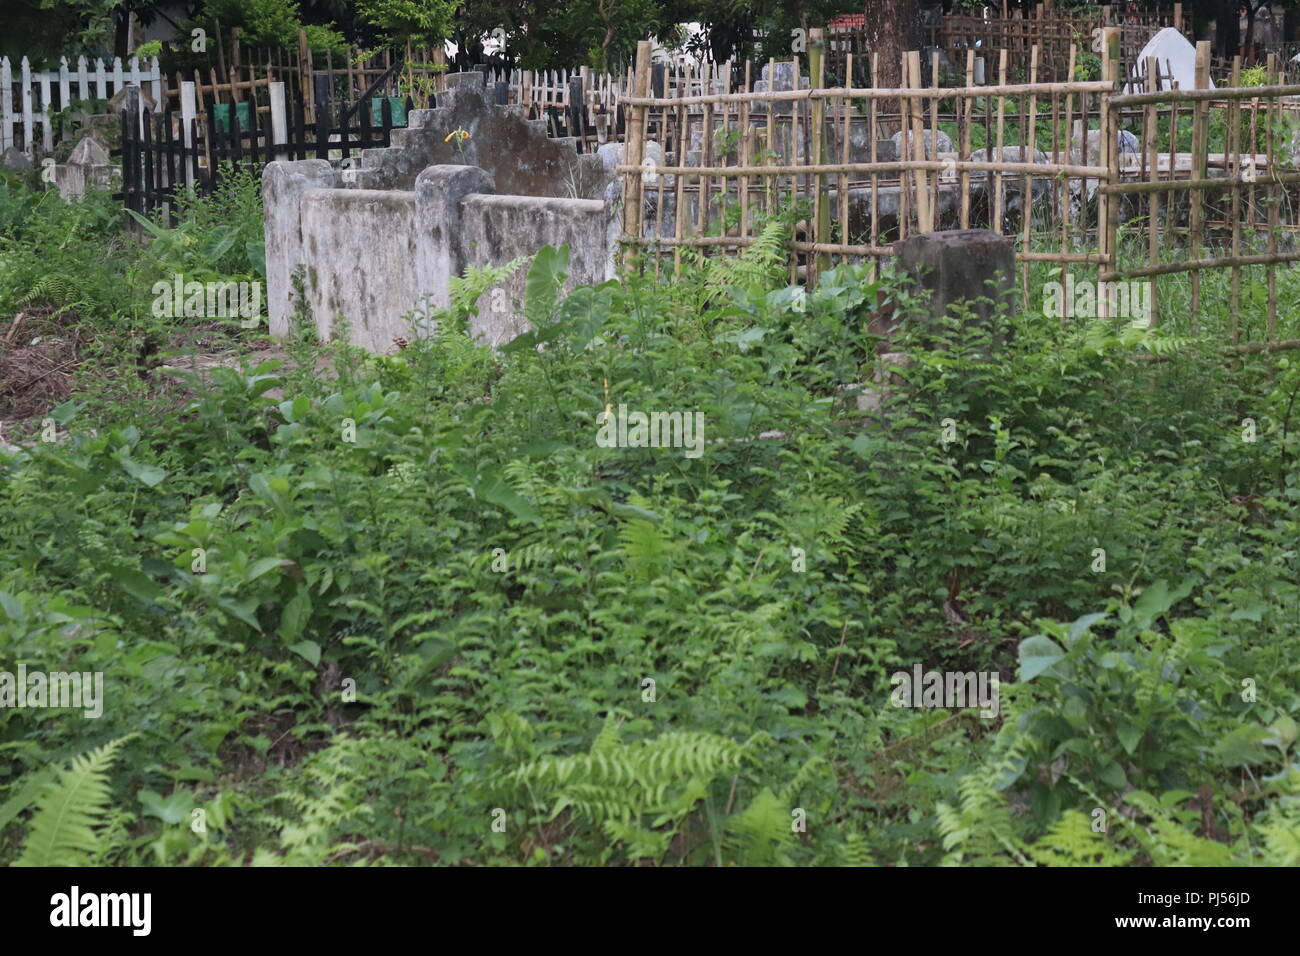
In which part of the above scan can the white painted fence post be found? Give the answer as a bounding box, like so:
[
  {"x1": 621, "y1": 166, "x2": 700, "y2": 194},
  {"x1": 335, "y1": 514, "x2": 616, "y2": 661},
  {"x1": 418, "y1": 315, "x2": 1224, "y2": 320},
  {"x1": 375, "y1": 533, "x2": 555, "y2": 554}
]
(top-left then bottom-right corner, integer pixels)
[
  {"x1": 77, "y1": 55, "x2": 89, "y2": 101},
  {"x1": 1, "y1": 57, "x2": 12, "y2": 152},
  {"x1": 20, "y1": 57, "x2": 33, "y2": 154},
  {"x1": 181, "y1": 80, "x2": 197, "y2": 189},
  {"x1": 269, "y1": 80, "x2": 287, "y2": 161},
  {"x1": 94, "y1": 57, "x2": 107, "y2": 99},
  {"x1": 39, "y1": 71, "x2": 52, "y2": 152},
  {"x1": 58, "y1": 57, "x2": 70, "y2": 112}
]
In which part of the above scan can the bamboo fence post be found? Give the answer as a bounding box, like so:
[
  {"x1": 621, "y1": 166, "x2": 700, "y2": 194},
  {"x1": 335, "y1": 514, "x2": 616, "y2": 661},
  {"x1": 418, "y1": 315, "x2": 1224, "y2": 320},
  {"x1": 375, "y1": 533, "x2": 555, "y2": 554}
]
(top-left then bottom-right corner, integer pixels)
[
  {"x1": 1188, "y1": 40, "x2": 1210, "y2": 330},
  {"x1": 1098, "y1": 26, "x2": 1119, "y2": 320},
  {"x1": 930, "y1": 49, "x2": 941, "y2": 216},
  {"x1": 622, "y1": 41, "x2": 653, "y2": 270},
  {"x1": 810, "y1": 29, "x2": 830, "y2": 278},
  {"x1": 907, "y1": 51, "x2": 932, "y2": 234},
  {"x1": 742, "y1": 60, "x2": 753, "y2": 259},
  {"x1": 994, "y1": 50, "x2": 1008, "y2": 235},
  {"x1": 962, "y1": 49, "x2": 975, "y2": 229},
  {"x1": 1229, "y1": 56, "x2": 1242, "y2": 344},
  {"x1": 1266, "y1": 52, "x2": 1279, "y2": 343},
  {"x1": 869, "y1": 53, "x2": 879, "y2": 281},
  {"x1": 1060, "y1": 44, "x2": 1076, "y2": 318},
  {"x1": 762, "y1": 58, "x2": 774, "y2": 218},
  {"x1": 673, "y1": 63, "x2": 689, "y2": 277},
  {"x1": 1022, "y1": 44, "x2": 1039, "y2": 311},
  {"x1": 839, "y1": 53, "x2": 852, "y2": 265},
  {"x1": 899, "y1": 53, "x2": 911, "y2": 241},
  {"x1": 1145, "y1": 54, "x2": 1161, "y2": 327}
]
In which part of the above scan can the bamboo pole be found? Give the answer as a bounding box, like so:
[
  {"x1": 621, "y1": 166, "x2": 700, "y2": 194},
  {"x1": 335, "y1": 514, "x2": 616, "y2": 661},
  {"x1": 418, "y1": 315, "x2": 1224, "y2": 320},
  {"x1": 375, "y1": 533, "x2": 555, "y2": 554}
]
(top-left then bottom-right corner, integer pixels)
[
  {"x1": 994, "y1": 50, "x2": 1008, "y2": 235},
  {"x1": 839, "y1": 55, "x2": 853, "y2": 264},
  {"x1": 1229, "y1": 56, "x2": 1242, "y2": 344},
  {"x1": 1145, "y1": 54, "x2": 1161, "y2": 327},
  {"x1": 1021, "y1": 45, "x2": 1039, "y2": 312},
  {"x1": 1188, "y1": 41, "x2": 1210, "y2": 328},
  {"x1": 1266, "y1": 53, "x2": 1279, "y2": 343},
  {"x1": 1100, "y1": 249, "x2": 1300, "y2": 279},
  {"x1": 618, "y1": 159, "x2": 1109, "y2": 178},
  {"x1": 1097, "y1": 26, "x2": 1119, "y2": 319},
  {"x1": 673, "y1": 63, "x2": 689, "y2": 277},
  {"x1": 869, "y1": 53, "x2": 879, "y2": 281},
  {"x1": 621, "y1": 41, "x2": 652, "y2": 270},
  {"x1": 619, "y1": 80, "x2": 1114, "y2": 107},
  {"x1": 812, "y1": 29, "x2": 831, "y2": 278},
  {"x1": 962, "y1": 50, "x2": 974, "y2": 230}
]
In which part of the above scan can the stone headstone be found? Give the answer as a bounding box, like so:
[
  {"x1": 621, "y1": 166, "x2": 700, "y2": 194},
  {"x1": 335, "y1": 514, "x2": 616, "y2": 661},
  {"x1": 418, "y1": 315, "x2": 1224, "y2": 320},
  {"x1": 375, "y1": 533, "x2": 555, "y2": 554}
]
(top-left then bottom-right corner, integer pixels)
[
  {"x1": 969, "y1": 146, "x2": 1051, "y2": 217},
  {"x1": 442, "y1": 71, "x2": 487, "y2": 91},
  {"x1": 1125, "y1": 28, "x2": 1213, "y2": 94},
  {"x1": 891, "y1": 128, "x2": 955, "y2": 158},
  {"x1": 68, "y1": 135, "x2": 109, "y2": 166},
  {"x1": 597, "y1": 140, "x2": 662, "y2": 184},
  {"x1": 895, "y1": 229, "x2": 1016, "y2": 333},
  {"x1": 752, "y1": 61, "x2": 809, "y2": 115},
  {"x1": 1, "y1": 146, "x2": 32, "y2": 171}
]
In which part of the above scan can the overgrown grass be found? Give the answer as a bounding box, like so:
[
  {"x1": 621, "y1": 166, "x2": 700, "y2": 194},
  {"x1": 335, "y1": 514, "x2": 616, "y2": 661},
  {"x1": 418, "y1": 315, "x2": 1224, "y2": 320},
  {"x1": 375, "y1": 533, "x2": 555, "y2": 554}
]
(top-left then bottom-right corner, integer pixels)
[{"x1": 1, "y1": 175, "x2": 1298, "y2": 866}]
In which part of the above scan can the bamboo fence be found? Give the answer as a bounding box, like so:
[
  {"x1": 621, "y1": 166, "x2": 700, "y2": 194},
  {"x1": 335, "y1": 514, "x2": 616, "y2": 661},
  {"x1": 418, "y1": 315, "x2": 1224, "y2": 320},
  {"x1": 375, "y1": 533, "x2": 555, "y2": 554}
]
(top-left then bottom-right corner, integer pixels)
[{"x1": 618, "y1": 30, "x2": 1300, "y2": 343}]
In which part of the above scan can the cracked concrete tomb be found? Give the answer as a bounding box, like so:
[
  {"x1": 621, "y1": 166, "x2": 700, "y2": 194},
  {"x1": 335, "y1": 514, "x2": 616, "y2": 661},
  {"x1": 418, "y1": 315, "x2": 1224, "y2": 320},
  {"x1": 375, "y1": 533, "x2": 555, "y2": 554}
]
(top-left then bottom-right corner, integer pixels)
[{"x1": 263, "y1": 73, "x2": 622, "y2": 353}]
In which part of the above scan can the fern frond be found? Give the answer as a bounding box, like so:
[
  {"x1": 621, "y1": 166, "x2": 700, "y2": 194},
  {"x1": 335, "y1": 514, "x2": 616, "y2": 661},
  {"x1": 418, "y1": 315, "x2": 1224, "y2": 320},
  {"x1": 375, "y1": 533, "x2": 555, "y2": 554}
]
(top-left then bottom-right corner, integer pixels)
[
  {"x1": 15, "y1": 736, "x2": 132, "y2": 867},
  {"x1": 21, "y1": 273, "x2": 83, "y2": 309}
]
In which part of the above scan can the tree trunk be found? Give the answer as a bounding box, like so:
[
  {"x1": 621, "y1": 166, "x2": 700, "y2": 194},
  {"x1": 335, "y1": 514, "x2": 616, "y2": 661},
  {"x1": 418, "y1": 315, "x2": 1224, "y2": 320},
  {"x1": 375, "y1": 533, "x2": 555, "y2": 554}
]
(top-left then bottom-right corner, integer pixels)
[{"x1": 864, "y1": 0, "x2": 923, "y2": 131}]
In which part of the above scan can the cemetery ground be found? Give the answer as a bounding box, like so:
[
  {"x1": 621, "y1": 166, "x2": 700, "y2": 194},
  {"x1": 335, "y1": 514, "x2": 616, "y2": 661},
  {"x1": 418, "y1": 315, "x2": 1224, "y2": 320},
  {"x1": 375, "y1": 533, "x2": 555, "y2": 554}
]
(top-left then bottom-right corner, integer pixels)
[{"x1": 1, "y1": 166, "x2": 1300, "y2": 867}]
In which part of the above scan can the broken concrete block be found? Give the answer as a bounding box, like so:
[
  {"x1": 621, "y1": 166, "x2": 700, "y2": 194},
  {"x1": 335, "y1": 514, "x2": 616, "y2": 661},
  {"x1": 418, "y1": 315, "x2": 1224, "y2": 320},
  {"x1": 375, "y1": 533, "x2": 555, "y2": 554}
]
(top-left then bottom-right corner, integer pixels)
[{"x1": 895, "y1": 228, "x2": 1016, "y2": 334}]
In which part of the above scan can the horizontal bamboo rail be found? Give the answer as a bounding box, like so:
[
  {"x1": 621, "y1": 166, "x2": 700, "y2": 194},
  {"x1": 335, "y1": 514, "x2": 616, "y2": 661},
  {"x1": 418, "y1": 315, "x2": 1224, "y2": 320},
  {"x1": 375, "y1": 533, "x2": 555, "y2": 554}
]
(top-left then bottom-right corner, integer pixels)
[
  {"x1": 1100, "y1": 170, "x2": 1300, "y2": 194},
  {"x1": 617, "y1": 160, "x2": 1110, "y2": 178},
  {"x1": 619, "y1": 80, "x2": 1117, "y2": 107},
  {"x1": 1111, "y1": 83, "x2": 1300, "y2": 106},
  {"x1": 1101, "y1": 250, "x2": 1300, "y2": 280}
]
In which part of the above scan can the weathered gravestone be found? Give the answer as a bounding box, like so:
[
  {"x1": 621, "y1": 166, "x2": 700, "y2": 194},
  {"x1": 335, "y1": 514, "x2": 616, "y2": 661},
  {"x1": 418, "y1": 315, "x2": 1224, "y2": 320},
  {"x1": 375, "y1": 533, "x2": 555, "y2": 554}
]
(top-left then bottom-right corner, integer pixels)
[{"x1": 895, "y1": 229, "x2": 1016, "y2": 332}]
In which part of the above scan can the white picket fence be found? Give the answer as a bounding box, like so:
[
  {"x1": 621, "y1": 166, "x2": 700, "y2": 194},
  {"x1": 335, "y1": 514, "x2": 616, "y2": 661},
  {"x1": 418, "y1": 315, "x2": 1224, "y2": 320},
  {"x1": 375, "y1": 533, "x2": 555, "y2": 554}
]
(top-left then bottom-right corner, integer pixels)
[{"x1": 1, "y1": 55, "x2": 162, "y2": 156}]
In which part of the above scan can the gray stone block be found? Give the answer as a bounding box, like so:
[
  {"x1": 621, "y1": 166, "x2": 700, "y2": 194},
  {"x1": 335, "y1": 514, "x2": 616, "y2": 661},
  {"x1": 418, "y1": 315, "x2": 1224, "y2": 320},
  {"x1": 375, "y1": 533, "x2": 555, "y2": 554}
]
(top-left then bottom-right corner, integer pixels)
[{"x1": 895, "y1": 229, "x2": 1016, "y2": 333}]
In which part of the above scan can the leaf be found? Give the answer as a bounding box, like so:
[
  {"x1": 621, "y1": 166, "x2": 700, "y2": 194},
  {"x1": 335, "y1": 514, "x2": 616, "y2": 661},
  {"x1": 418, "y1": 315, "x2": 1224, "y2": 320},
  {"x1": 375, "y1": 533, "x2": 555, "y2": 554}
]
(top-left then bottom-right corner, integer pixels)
[
  {"x1": 524, "y1": 244, "x2": 570, "y2": 328},
  {"x1": 119, "y1": 455, "x2": 168, "y2": 487},
  {"x1": 1213, "y1": 724, "x2": 1273, "y2": 767},
  {"x1": 460, "y1": 467, "x2": 542, "y2": 525},
  {"x1": 15, "y1": 736, "x2": 133, "y2": 866},
  {"x1": 125, "y1": 208, "x2": 169, "y2": 239},
  {"x1": 1099, "y1": 762, "x2": 1128, "y2": 788},
  {"x1": 1018, "y1": 634, "x2": 1067, "y2": 682},
  {"x1": 245, "y1": 239, "x2": 267, "y2": 278},
  {"x1": 609, "y1": 502, "x2": 662, "y2": 523},
  {"x1": 1117, "y1": 720, "x2": 1143, "y2": 755},
  {"x1": 1066, "y1": 612, "x2": 1107, "y2": 647},
  {"x1": 279, "y1": 584, "x2": 312, "y2": 644},
  {"x1": 286, "y1": 640, "x2": 321, "y2": 667},
  {"x1": 245, "y1": 556, "x2": 285, "y2": 583},
  {"x1": 215, "y1": 595, "x2": 262, "y2": 632},
  {"x1": 137, "y1": 788, "x2": 196, "y2": 824},
  {"x1": 106, "y1": 565, "x2": 164, "y2": 604},
  {"x1": 0, "y1": 766, "x2": 57, "y2": 833}
]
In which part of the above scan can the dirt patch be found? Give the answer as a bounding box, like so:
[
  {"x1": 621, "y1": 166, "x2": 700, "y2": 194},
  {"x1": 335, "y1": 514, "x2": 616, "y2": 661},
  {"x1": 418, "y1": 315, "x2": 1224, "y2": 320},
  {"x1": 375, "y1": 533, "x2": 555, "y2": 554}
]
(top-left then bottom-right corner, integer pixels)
[{"x1": 0, "y1": 308, "x2": 83, "y2": 425}]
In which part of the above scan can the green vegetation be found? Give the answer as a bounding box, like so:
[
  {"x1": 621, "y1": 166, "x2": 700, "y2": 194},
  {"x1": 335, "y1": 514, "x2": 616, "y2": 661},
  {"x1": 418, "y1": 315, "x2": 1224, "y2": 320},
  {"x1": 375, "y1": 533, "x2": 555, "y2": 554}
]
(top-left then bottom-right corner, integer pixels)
[{"x1": 1, "y1": 172, "x2": 1299, "y2": 866}]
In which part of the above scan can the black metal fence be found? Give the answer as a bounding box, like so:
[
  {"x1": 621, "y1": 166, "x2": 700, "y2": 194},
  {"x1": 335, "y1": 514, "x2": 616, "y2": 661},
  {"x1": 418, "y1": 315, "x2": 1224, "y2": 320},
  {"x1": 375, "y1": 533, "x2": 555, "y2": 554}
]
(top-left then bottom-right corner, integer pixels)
[{"x1": 112, "y1": 95, "x2": 411, "y2": 221}]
